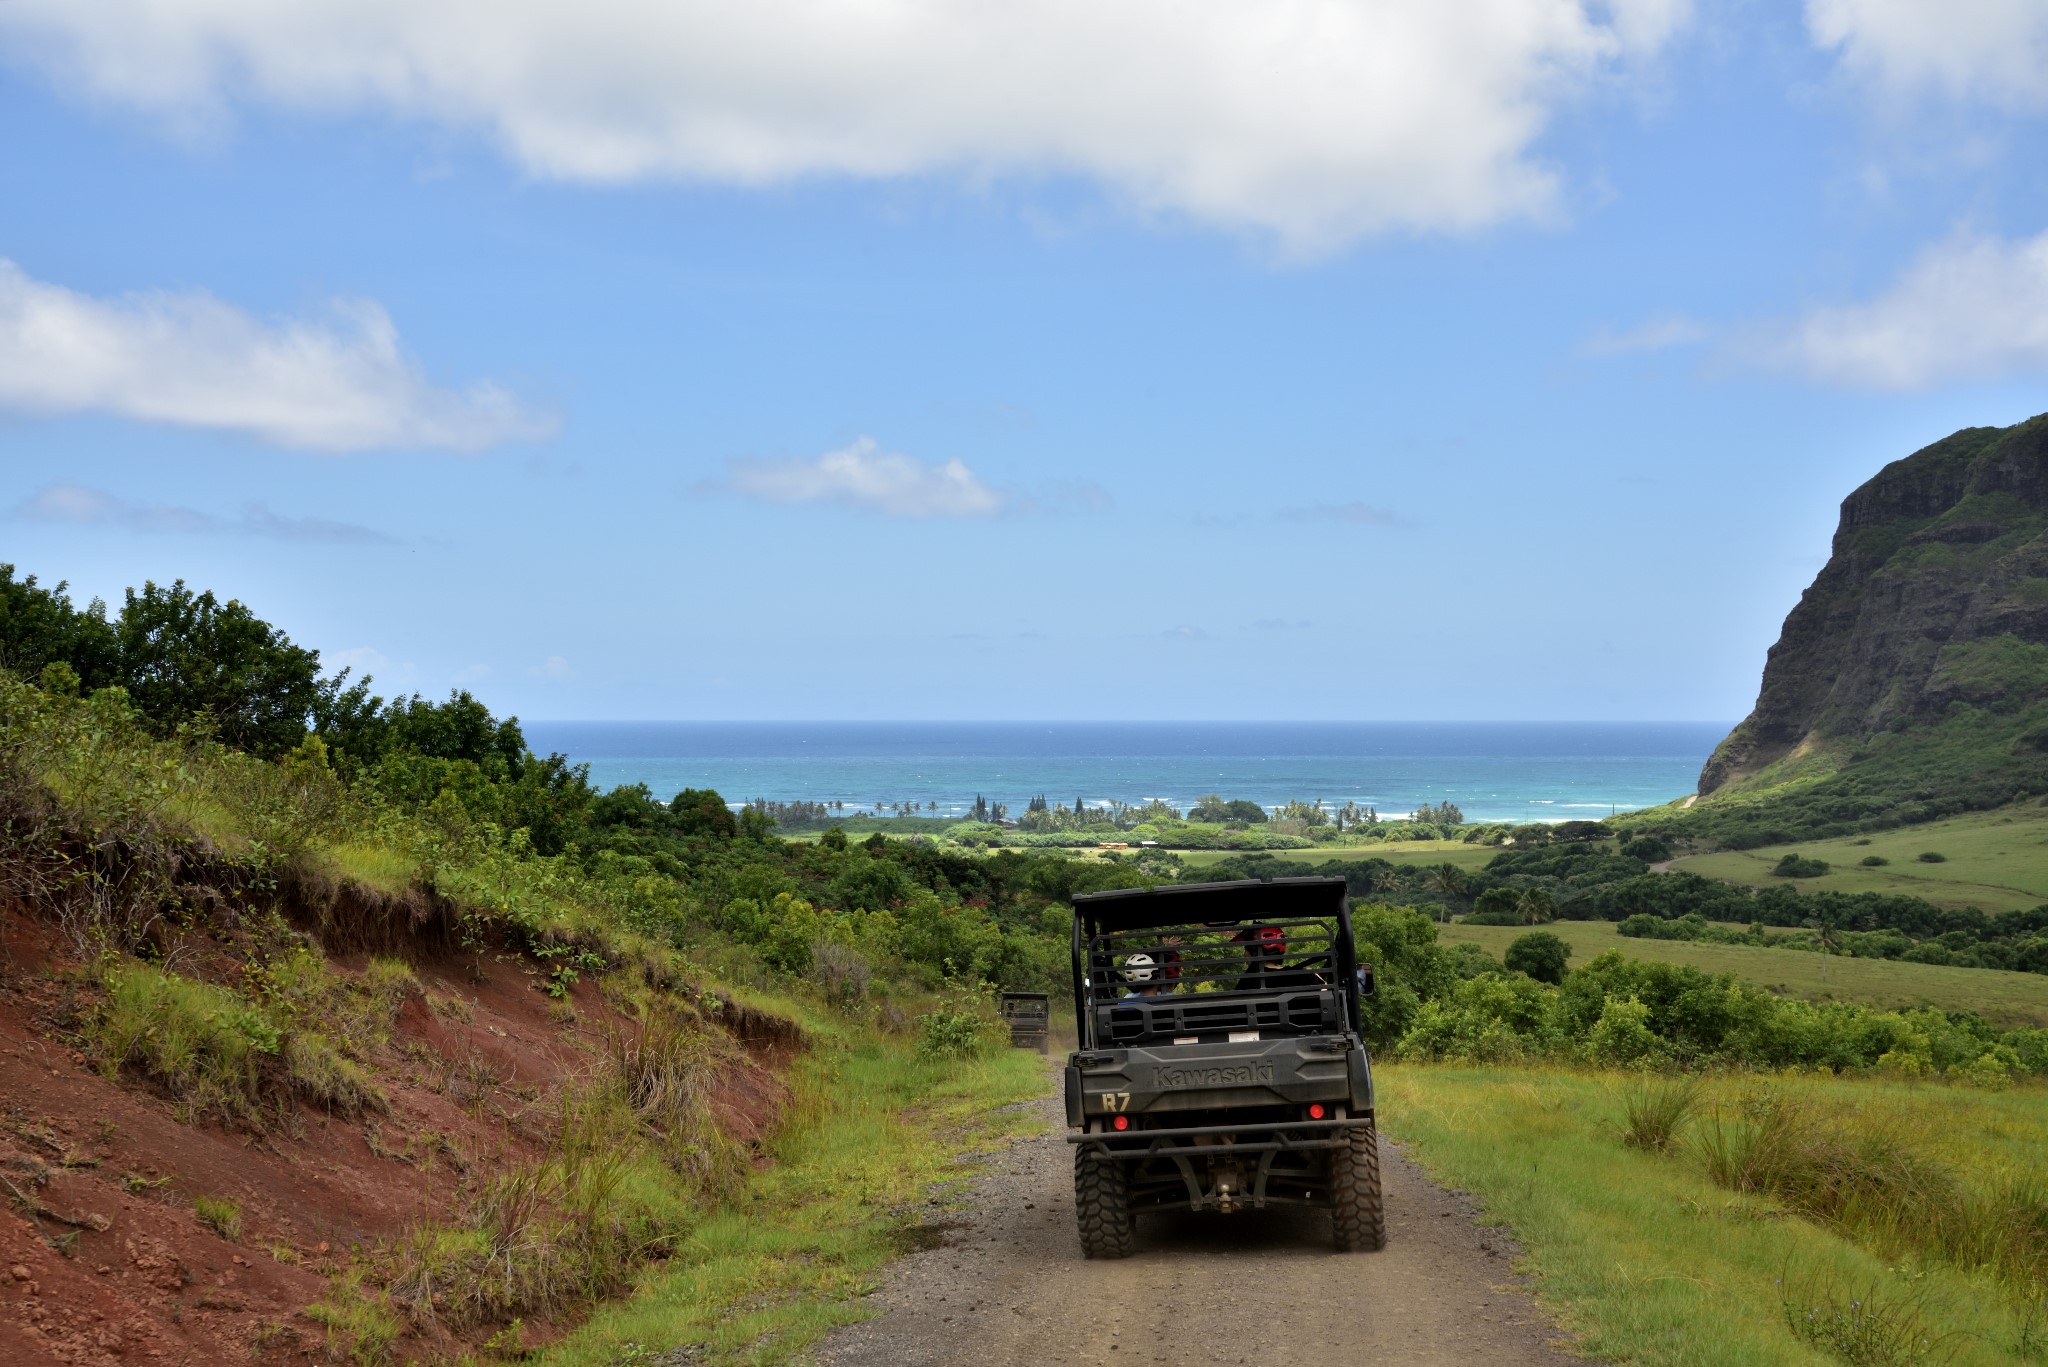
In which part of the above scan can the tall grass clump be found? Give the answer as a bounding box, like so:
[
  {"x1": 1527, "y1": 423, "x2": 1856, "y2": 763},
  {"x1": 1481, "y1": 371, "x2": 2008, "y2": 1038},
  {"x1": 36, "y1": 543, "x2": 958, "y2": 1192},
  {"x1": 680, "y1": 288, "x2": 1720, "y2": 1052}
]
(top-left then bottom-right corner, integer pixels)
[
  {"x1": 1696, "y1": 1089, "x2": 1954, "y2": 1230},
  {"x1": 604, "y1": 1006, "x2": 749, "y2": 1200},
  {"x1": 90, "y1": 962, "x2": 385, "y2": 1121},
  {"x1": 306, "y1": 1270, "x2": 401, "y2": 1365},
  {"x1": 1618, "y1": 1074, "x2": 1703, "y2": 1153},
  {"x1": 1692, "y1": 1084, "x2": 2048, "y2": 1298},
  {"x1": 193, "y1": 1195, "x2": 241, "y2": 1242},
  {"x1": 90, "y1": 963, "x2": 278, "y2": 1118},
  {"x1": 385, "y1": 1090, "x2": 692, "y2": 1335}
]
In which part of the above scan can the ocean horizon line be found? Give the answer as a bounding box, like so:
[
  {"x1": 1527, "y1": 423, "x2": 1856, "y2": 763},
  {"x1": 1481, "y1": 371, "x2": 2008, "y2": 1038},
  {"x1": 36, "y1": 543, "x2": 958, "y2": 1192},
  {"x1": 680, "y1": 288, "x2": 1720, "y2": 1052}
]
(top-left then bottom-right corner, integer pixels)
[{"x1": 522, "y1": 717, "x2": 1740, "y2": 726}]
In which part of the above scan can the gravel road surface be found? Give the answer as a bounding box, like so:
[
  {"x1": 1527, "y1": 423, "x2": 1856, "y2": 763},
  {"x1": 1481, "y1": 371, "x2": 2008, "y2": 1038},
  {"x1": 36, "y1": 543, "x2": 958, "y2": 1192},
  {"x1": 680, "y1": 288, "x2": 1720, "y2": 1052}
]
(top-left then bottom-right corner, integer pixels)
[{"x1": 817, "y1": 1067, "x2": 1585, "y2": 1367}]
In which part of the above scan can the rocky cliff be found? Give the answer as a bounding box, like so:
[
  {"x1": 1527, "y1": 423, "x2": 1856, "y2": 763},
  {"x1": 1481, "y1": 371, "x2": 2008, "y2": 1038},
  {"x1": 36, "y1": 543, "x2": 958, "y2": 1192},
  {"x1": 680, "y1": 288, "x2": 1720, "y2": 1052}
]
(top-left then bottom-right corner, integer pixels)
[{"x1": 1701, "y1": 412, "x2": 2048, "y2": 797}]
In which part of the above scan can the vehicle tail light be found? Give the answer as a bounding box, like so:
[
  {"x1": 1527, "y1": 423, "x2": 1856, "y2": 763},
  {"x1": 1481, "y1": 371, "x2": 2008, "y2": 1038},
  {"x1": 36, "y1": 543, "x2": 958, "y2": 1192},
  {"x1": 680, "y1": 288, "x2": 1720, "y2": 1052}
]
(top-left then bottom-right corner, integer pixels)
[
  {"x1": 1112, "y1": 1115, "x2": 1130, "y2": 1131},
  {"x1": 1307, "y1": 1103, "x2": 1326, "y2": 1120}
]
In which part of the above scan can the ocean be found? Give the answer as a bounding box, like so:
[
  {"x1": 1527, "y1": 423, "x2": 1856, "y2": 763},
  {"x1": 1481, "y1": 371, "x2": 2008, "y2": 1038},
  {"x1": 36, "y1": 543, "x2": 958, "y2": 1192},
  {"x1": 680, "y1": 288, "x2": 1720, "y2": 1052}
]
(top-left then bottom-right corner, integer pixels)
[{"x1": 518, "y1": 721, "x2": 1729, "y2": 825}]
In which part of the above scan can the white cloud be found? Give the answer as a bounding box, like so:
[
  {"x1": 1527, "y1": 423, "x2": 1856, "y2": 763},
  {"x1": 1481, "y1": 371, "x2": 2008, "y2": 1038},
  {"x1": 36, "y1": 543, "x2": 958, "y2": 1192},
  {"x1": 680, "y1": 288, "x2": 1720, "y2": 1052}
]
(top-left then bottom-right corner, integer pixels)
[
  {"x1": 1580, "y1": 314, "x2": 1707, "y2": 356},
  {"x1": 1749, "y1": 229, "x2": 2048, "y2": 389},
  {"x1": 532, "y1": 655, "x2": 576, "y2": 681},
  {"x1": 715, "y1": 437, "x2": 1006, "y2": 519},
  {"x1": 0, "y1": 0, "x2": 1689, "y2": 252},
  {"x1": 13, "y1": 481, "x2": 399, "y2": 542},
  {"x1": 1808, "y1": 0, "x2": 2048, "y2": 110},
  {"x1": 0, "y1": 259, "x2": 553, "y2": 451}
]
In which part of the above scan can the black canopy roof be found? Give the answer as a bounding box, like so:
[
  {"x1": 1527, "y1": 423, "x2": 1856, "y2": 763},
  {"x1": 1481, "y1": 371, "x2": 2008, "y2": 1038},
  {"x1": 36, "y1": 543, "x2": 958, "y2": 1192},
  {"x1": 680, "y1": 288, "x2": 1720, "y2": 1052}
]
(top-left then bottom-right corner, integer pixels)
[{"x1": 1071, "y1": 877, "x2": 1347, "y2": 934}]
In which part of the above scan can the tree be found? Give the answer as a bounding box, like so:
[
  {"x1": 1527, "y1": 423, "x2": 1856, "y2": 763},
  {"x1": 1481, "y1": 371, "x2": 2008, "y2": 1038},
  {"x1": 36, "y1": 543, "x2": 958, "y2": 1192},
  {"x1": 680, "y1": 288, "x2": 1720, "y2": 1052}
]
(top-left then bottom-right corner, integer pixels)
[
  {"x1": 1504, "y1": 931, "x2": 1571, "y2": 984},
  {"x1": 0, "y1": 564, "x2": 119, "y2": 689},
  {"x1": 1423, "y1": 863, "x2": 1468, "y2": 898},
  {"x1": 1516, "y1": 887, "x2": 1557, "y2": 925},
  {"x1": 671, "y1": 788, "x2": 738, "y2": 839},
  {"x1": 116, "y1": 580, "x2": 325, "y2": 756},
  {"x1": 1421, "y1": 864, "x2": 1468, "y2": 924}
]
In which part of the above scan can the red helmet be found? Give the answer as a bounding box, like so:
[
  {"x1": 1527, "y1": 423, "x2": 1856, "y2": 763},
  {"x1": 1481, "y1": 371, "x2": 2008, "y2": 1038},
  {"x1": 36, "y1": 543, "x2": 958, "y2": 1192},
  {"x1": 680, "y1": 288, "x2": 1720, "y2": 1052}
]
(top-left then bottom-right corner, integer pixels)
[{"x1": 1233, "y1": 925, "x2": 1286, "y2": 957}]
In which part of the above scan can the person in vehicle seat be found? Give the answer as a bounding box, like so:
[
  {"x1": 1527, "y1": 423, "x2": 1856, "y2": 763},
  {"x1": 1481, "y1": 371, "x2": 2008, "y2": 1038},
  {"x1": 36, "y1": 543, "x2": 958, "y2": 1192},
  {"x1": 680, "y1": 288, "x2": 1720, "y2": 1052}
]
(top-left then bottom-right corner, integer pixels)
[
  {"x1": 1229, "y1": 925, "x2": 1326, "y2": 991},
  {"x1": 1121, "y1": 952, "x2": 1167, "y2": 1001}
]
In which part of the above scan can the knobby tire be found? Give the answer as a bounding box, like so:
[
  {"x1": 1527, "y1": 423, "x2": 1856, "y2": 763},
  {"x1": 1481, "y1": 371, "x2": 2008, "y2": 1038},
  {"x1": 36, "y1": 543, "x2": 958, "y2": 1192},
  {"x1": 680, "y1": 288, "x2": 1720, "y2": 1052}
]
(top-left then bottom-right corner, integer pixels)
[
  {"x1": 1073, "y1": 1148, "x2": 1136, "y2": 1259},
  {"x1": 1331, "y1": 1119, "x2": 1386, "y2": 1252}
]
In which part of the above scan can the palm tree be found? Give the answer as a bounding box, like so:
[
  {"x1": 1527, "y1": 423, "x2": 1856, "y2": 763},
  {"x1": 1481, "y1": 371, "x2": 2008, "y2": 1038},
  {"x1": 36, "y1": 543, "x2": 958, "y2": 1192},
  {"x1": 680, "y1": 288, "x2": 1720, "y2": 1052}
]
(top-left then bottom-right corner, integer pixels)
[
  {"x1": 1423, "y1": 863, "x2": 1468, "y2": 923},
  {"x1": 1516, "y1": 887, "x2": 1555, "y2": 925}
]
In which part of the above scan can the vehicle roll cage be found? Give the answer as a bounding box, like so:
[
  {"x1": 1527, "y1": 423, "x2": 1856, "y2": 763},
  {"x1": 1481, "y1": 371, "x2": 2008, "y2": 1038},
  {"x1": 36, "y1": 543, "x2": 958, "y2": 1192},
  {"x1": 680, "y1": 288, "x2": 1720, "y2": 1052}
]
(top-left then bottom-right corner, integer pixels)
[{"x1": 1068, "y1": 878, "x2": 1361, "y2": 1044}]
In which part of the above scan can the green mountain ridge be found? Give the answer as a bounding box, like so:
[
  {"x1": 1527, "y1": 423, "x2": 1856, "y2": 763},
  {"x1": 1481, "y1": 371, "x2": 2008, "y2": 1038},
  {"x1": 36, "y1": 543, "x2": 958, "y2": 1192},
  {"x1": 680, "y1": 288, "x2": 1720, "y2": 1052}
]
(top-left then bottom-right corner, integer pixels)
[{"x1": 1674, "y1": 412, "x2": 2048, "y2": 847}]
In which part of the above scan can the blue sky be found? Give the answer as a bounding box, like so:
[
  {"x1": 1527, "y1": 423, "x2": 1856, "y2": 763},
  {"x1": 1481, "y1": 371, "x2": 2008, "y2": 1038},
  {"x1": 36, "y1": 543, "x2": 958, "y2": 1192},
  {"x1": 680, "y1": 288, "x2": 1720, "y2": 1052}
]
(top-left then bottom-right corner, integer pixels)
[{"x1": 3, "y1": 0, "x2": 2046, "y2": 722}]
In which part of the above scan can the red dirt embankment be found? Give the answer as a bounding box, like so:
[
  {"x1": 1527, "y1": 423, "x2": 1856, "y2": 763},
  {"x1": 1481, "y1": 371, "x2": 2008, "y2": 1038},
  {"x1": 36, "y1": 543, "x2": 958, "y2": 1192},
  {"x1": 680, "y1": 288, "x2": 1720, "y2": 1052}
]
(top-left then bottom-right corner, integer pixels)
[{"x1": 0, "y1": 903, "x2": 791, "y2": 1366}]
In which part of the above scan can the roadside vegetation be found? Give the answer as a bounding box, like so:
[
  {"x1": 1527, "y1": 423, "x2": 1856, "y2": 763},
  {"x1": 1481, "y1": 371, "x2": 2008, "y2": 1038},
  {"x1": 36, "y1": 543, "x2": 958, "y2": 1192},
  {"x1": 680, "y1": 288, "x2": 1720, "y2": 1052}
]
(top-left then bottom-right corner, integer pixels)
[
  {"x1": 534, "y1": 1034, "x2": 1043, "y2": 1366},
  {"x1": 1384, "y1": 1066, "x2": 2048, "y2": 1367}
]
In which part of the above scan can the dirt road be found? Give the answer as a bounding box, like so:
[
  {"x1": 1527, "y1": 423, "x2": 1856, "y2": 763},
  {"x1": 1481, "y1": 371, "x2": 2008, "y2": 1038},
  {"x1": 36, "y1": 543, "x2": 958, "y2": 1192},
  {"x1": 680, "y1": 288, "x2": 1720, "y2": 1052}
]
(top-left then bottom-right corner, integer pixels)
[{"x1": 817, "y1": 1071, "x2": 1584, "y2": 1367}]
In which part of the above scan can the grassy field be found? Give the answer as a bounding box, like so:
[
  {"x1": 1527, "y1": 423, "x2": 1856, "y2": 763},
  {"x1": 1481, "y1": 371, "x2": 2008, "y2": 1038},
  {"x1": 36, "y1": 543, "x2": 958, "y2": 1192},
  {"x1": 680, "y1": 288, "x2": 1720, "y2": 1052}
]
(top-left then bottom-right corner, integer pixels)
[
  {"x1": 1672, "y1": 804, "x2": 2048, "y2": 914},
  {"x1": 1438, "y1": 919, "x2": 2048, "y2": 1028},
  {"x1": 1176, "y1": 840, "x2": 1498, "y2": 871},
  {"x1": 1382, "y1": 1065, "x2": 2048, "y2": 1367},
  {"x1": 532, "y1": 1038, "x2": 1044, "y2": 1366}
]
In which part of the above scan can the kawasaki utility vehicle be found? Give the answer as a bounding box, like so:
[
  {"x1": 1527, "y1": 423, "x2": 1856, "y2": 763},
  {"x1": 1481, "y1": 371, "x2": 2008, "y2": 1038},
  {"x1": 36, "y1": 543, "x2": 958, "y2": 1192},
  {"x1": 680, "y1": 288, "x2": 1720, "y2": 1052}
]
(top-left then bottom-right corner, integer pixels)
[{"x1": 1062, "y1": 877, "x2": 1383, "y2": 1258}]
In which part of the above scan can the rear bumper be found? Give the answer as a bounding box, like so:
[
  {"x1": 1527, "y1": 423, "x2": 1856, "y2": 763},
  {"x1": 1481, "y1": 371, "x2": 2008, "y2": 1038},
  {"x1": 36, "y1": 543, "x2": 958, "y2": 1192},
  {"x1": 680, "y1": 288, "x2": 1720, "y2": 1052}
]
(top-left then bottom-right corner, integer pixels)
[{"x1": 1069, "y1": 1114, "x2": 1372, "y2": 1160}]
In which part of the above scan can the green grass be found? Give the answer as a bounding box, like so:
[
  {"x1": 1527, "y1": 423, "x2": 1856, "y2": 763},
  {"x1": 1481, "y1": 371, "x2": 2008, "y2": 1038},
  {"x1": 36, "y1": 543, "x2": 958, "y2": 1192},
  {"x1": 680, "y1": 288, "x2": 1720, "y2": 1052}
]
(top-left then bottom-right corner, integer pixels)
[
  {"x1": 316, "y1": 840, "x2": 423, "y2": 895},
  {"x1": 1438, "y1": 920, "x2": 2048, "y2": 1028},
  {"x1": 1176, "y1": 840, "x2": 1499, "y2": 871},
  {"x1": 1381, "y1": 1065, "x2": 2048, "y2": 1367},
  {"x1": 193, "y1": 1195, "x2": 241, "y2": 1242},
  {"x1": 530, "y1": 1037, "x2": 1045, "y2": 1367},
  {"x1": 1672, "y1": 805, "x2": 2048, "y2": 914}
]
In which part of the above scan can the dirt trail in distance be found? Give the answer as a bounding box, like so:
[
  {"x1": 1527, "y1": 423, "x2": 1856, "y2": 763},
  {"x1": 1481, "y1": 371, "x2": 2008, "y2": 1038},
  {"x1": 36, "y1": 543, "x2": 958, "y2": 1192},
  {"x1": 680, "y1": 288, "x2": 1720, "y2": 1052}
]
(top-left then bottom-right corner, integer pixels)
[{"x1": 817, "y1": 1069, "x2": 1585, "y2": 1367}]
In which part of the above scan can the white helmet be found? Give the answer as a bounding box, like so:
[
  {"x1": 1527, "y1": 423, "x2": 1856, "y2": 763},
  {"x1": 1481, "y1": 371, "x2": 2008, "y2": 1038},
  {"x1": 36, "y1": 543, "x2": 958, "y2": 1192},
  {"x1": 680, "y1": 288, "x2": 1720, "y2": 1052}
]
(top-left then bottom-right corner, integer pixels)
[{"x1": 1124, "y1": 953, "x2": 1158, "y2": 983}]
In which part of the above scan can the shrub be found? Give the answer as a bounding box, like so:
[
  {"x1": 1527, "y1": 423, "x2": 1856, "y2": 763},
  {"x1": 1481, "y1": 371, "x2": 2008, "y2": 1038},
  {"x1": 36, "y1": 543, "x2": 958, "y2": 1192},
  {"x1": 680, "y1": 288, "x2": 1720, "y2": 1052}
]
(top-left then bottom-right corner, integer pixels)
[
  {"x1": 1586, "y1": 994, "x2": 1663, "y2": 1068},
  {"x1": 1620, "y1": 835, "x2": 1673, "y2": 863},
  {"x1": 915, "y1": 982, "x2": 1005, "y2": 1058},
  {"x1": 194, "y1": 1195, "x2": 241, "y2": 1241},
  {"x1": 812, "y1": 940, "x2": 872, "y2": 1009},
  {"x1": 1917, "y1": 851, "x2": 1947, "y2": 863},
  {"x1": 1860, "y1": 855, "x2": 1890, "y2": 866},
  {"x1": 1773, "y1": 853, "x2": 1831, "y2": 878},
  {"x1": 1504, "y1": 931, "x2": 1571, "y2": 984}
]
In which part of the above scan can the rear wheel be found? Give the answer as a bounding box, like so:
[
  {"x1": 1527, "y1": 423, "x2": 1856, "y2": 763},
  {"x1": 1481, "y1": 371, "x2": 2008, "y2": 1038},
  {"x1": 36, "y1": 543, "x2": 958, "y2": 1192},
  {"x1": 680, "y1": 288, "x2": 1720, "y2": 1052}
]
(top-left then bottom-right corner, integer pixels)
[
  {"x1": 1330, "y1": 1120, "x2": 1386, "y2": 1252},
  {"x1": 1074, "y1": 1149, "x2": 1136, "y2": 1259}
]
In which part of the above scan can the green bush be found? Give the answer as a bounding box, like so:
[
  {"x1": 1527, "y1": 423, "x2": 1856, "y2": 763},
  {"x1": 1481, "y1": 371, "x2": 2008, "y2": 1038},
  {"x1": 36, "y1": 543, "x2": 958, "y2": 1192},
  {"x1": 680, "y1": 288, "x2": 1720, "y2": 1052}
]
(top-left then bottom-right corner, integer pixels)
[
  {"x1": 1860, "y1": 854, "x2": 1890, "y2": 866},
  {"x1": 1504, "y1": 931, "x2": 1571, "y2": 984},
  {"x1": 914, "y1": 982, "x2": 1005, "y2": 1058},
  {"x1": 1918, "y1": 851, "x2": 1948, "y2": 863},
  {"x1": 1772, "y1": 853, "x2": 1831, "y2": 878}
]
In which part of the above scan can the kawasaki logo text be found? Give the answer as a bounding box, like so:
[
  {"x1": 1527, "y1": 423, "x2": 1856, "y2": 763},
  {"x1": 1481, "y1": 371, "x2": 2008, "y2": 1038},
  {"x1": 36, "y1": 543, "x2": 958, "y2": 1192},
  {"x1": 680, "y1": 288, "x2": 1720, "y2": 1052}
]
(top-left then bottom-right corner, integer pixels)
[{"x1": 1153, "y1": 1063, "x2": 1274, "y2": 1089}]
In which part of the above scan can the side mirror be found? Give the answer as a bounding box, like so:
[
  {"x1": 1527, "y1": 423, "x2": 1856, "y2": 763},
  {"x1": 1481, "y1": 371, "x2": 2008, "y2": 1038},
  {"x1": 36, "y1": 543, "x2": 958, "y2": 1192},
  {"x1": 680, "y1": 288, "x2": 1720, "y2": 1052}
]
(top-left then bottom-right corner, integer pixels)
[{"x1": 1357, "y1": 965, "x2": 1376, "y2": 998}]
